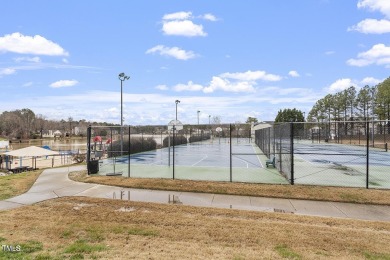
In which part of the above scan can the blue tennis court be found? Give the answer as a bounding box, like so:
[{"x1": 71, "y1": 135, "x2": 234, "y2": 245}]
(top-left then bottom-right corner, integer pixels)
[
  {"x1": 292, "y1": 141, "x2": 390, "y2": 188},
  {"x1": 294, "y1": 142, "x2": 390, "y2": 167},
  {"x1": 104, "y1": 139, "x2": 262, "y2": 168}
]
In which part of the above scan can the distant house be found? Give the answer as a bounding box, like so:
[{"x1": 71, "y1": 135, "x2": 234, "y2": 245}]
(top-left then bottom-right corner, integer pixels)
[
  {"x1": 74, "y1": 126, "x2": 87, "y2": 136},
  {"x1": 0, "y1": 140, "x2": 9, "y2": 149},
  {"x1": 53, "y1": 130, "x2": 62, "y2": 137},
  {"x1": 41, "y1": 130, "x2": 54, "y2": 138}
]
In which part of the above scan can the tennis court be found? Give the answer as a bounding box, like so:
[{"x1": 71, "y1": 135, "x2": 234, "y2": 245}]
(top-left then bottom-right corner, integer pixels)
[
  {"x1": 97, "y1": 138, "x2": 288, "y2": 184},
  {"x1": 254, "y1": 121, "x2": 390, "y2": 189},
  {"x1": 292, "y1": 140, "x2": 390, "y2": 188}
]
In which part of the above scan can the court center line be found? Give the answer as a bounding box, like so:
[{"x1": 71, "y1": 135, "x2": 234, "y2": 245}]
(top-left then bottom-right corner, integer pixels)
[{"x1": 191, "y1": 155, "x2": 208, "y2": 166}]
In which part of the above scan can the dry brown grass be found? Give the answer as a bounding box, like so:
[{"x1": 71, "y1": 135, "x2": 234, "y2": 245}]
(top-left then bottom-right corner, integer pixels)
[
  {"x1": 0, "y1": 170, "x2": 42, "y2": 200},
  {"x1": 70, "y1": 170, "x2": 390, "y2": 205},
  {"x1": 0, "y1": 196, "x2": 390, "y2": 259}
]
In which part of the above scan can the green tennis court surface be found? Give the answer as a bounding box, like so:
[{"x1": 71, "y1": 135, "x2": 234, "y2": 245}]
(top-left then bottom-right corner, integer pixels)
[{"x1": 98, "y1": 138, "x2": 288, "y2": 184}]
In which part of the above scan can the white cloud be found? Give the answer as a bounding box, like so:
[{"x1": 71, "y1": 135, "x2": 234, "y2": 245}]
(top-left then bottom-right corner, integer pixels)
[
  {"x1": 163, "y1": 11, "x2": 192, "y2": 21},
  {"x1": 173, "y1": 81, "x2": 204, "y2": 92},
  {"x1": 200, "y1": 13, "x2": 217, "y2": 21},
  {"x1": 160, "y1": 11, "x2": 216, "y2": 37},
  {"x1": 348, "y1": 18, "x2": 390, "y2": 34},
  {"x1": 327, "y1": 78, "x2": 355, "y2": 93},
  {"x1": 50, "y1": 80, "x2": 78, "y2": 88},
  {"x1": 0, "y1": 89, "x2": 320, "y2": 124},
  {"x1": 203, "y1": 76, "x2": 256, "y2": 93},
  {"x1": 0, "y1": 68, "x2": 16, "y2": 76},
  {"x1": 346, "y1": 58, "x2": 373, "y2": 67},
  {"x1": 325, "y1": 51, "x2": 335, "y2": 55},
  {"x1": 155, "y1": 84, "x2": 168, "y2": 90},
  {"x1": 14, "y1": 56, "x2": 41, "y2": 63},
  {"x1": 146, "y1": 45, "x2": 197, "y2": 60},
  {"x1": 325, "y1": 77, "x2": 382, "y2": 93},
  {"x1": 220, "y1": 70, "x2": 282, "y2": 82},
  {"x1": 165, "y1": 70, "x2": 282, "y2": 94},
  {"x1": 62, "y1": 58, "x2": 69, "y2": 63},
  {"x1": 347, "y1": 43, "x2": 390, "y2": 67},
  {"x1": 361, "y1": 77, "x2": 382, "y2": 85},
  {"x1": 0, "y1": 32, "x2": 69, "y2": 56},
  {"x1": 358, "y1": 0, "x2": 390, "y2": 18},
  {"x1": 288, "y1": 70, "x2": 300, "y2": 77},
  {"x1": 162, "y1": 20, "x2": 207, "y2": 37}
]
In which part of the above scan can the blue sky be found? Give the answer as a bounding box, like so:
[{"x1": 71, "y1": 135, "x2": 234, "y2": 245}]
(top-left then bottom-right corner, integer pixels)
[{"x1": 1, "y1": 0, "x2": 390, "y2": 125}]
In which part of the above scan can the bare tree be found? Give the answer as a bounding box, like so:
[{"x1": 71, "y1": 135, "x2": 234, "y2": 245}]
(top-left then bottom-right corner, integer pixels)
[
  {"x1": 211, "y1": 116, "x2": 221, "y2": 125},
  {"x1": 35, "y1": 114, "x2": 47, "y2": 138}
]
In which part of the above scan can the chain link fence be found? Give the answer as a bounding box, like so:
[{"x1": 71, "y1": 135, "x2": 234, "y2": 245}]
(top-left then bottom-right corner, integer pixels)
[
  {"x1": 86, "y1": 123, "x2": 290, "y2": 184},
  {"x1": 86, "y1": 121, "x2": 390, "y2": 189},
  {"x1": 255, "y1": 121, "x2": 390, "y2": 189}
]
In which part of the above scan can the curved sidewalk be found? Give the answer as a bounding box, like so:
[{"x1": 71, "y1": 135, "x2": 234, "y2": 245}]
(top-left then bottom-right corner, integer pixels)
[{"x1": 1, "y1": 166, "x2": 390, "y2": 221}]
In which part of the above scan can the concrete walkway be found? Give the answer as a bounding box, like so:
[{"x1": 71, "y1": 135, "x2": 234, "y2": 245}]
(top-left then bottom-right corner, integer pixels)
[{"x1": 1, "y1": 166, "x2": 390, "y2": 221}]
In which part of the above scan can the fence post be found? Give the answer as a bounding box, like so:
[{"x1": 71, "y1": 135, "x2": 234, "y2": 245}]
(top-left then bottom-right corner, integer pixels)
[
  {"x1": 279, "y1": 126, "x2": 282, "y2": 171},
  {"x1": 230, "y1": 124, "x2": 232, "y2": 182},
  {"x1": 128, "y1": 126, "x2": 131, "y2": 178},
  {"x1": 366, "y1": 121, "x2": 369, "y2": 189},
  {"x1": 372, "y1": 120, "x2": 375, "y2": 148},
  {"x1": 273, "y1": 127, "x2": 276, "y2": 156},
  {"x1": 173, "y1": 127, "x2": 175, "y2": 180},
  {"x1": 268, "y1": 127, "x2": 271, "y2": 158},
  {"x1": 290, "y1": 123, "x2": 294, "y2": 185},
  {"x1": 87, "y1": 126, "x2": 91, "y2": 175},
  {"x1": 384, "y1": 122, "x2": 387, "y2": 148}
]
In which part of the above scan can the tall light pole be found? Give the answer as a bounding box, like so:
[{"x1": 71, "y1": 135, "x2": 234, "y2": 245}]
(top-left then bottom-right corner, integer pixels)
[
  {"x1": 175, "y1": 100, "x2": 180, "y2": 120},
  {"x1": 173, "y1": 100, "x2": 180, "y2": 176},
  {"x1": 118, "y1": 72, "x2": 130, "y2": 155},
  {"x1": 209, "y1": 115, "x2": 211, "y2": 125},
  {"x1": 197, "y1": 110, "x2": 200, "y2": 138}
]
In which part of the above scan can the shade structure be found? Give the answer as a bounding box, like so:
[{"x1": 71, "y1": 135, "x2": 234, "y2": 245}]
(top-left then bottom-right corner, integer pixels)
[{"x1": 2, "y1": 146, "x2": 59, "y2": 157}]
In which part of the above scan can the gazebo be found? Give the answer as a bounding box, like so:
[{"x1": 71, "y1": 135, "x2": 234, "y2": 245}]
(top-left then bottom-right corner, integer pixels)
[{"x1": 2, "y1": 146, "x2": 59, "y2": 173}]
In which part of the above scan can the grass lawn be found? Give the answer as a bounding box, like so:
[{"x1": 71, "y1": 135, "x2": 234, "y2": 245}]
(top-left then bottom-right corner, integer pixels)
[
  {"x1": 1, "y1": 196, "x2": 390, "y2": 259},
  {"x1": 1, "y1": 168, "x2": 390, "y2": 259},
  {"x1": 0, "y1": 170, "x2": 42, "y2": 200}
]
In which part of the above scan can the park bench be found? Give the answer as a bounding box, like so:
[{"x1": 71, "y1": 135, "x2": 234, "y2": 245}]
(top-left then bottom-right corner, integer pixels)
[{"x1": 266, "y1": 156, "x2": 275, "y2": 168}]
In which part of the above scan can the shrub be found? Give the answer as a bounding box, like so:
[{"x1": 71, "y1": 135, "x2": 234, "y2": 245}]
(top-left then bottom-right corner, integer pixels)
[
  {"x1": 189, "y1": 133, "x2": 210, "y2": 143},
  {"x1": 162, "y1": 135, "x2": 187, "y2": 147},
  {"x1": 107, "y1": 137, "x2": 157, "y2": 157}
]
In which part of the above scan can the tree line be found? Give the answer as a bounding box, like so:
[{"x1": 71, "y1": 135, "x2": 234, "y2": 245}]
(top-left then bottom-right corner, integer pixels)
[
  {"x1": 308, "y1": 77, "x2": 390, "y2": 123},
  {"x1": 0, "y1": 109, "x2": 118, "y2": 140}
]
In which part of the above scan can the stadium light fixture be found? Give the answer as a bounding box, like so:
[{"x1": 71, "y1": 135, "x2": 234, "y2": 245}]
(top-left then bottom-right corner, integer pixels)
[
  {"x1": 118, "y1": 72, "x2": 130, "y2": 127},
  {"x1": 175, "y1": 100, "x2": 180, "y2": 121}
]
